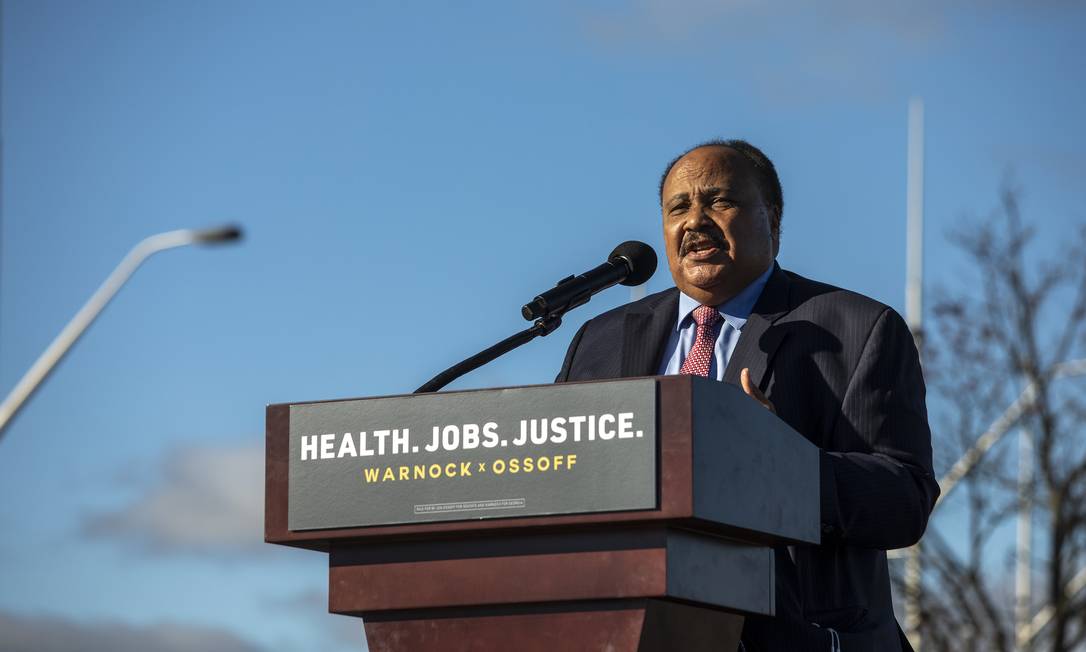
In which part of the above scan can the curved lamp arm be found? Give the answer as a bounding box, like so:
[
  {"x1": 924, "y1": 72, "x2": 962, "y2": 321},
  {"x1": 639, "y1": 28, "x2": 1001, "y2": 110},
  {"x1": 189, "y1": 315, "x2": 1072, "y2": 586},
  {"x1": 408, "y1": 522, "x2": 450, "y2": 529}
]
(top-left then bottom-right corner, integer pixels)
[{"x1": 0, "y1": 225, "x2": 242, "y2": 441}]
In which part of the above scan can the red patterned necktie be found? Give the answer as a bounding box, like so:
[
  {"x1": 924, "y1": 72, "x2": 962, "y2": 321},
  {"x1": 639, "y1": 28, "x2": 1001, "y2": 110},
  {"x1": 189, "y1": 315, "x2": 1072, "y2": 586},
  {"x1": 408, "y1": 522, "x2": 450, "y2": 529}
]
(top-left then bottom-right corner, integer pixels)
[{"x1": 679, "y1": 305, "x2": 722, "y2": 377}]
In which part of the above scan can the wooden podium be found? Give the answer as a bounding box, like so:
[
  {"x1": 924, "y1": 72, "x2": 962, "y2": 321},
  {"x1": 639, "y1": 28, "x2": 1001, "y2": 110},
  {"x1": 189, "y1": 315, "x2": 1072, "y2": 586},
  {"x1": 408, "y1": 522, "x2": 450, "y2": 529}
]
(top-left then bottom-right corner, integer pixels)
[{"x1": 265, "y1": 375, "x2": 820, "y2": 651}]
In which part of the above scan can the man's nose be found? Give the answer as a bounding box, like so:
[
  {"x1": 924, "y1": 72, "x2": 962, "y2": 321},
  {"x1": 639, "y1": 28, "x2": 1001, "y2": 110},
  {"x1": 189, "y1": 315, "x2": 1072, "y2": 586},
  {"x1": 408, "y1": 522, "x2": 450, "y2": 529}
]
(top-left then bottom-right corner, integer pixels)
[{"x1": 682, "y1": 201, "x2": 713, "y2": 230}]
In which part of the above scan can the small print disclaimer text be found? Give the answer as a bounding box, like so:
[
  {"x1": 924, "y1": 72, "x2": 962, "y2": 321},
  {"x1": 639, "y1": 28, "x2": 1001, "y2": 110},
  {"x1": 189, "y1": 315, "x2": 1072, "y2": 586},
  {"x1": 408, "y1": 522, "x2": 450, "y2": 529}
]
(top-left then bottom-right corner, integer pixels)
[{"x1": 414, "y1": 498, "x2": 526, "y2": 515}]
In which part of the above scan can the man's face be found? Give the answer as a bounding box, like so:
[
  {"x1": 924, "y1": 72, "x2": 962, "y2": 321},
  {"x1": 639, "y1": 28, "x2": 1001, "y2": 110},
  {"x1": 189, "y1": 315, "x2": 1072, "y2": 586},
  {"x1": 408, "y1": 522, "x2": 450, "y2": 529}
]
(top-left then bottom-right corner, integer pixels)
[{"x1": 661, "y1": 146, "x2": 779, "y2": 306}]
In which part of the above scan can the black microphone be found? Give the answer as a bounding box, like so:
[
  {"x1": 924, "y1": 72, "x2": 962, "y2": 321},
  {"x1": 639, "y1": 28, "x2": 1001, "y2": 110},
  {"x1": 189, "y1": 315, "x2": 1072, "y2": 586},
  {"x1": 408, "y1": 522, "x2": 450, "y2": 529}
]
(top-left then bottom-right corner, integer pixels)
[{"x1": 521, "y1": 241, "x2": 657, "y2": 321}]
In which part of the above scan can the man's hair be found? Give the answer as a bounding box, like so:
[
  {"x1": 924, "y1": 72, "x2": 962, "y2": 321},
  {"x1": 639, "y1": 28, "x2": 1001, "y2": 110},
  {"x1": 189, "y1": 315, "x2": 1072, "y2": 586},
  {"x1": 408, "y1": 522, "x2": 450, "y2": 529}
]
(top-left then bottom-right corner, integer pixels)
[{"x1": 657, "y1": 139, "x2": 784, "y2": 229}]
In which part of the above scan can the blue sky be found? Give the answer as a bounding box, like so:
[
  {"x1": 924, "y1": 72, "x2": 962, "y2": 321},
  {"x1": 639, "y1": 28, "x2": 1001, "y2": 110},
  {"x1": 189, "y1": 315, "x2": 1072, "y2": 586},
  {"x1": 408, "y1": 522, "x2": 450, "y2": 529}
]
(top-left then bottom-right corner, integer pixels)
[{"x1": 1, "y1": 1, "x2": 1084, "y2": 650}]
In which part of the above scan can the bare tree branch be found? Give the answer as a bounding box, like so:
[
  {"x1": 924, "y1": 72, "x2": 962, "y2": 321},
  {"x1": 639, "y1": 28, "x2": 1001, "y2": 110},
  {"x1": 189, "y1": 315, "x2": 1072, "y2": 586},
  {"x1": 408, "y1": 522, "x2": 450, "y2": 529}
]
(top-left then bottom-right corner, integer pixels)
[{"x1": 902, "y1": 184, "x2": 1086, "y2": 652}]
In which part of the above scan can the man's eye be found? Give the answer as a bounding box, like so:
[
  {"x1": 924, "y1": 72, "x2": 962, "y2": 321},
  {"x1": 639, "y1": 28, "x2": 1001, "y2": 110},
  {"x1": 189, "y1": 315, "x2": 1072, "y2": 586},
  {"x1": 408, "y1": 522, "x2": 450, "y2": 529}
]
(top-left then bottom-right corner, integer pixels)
[
  {"x1": 712, "y1": 198, "x2": 734, "y2": 209},
  {"x1": 669, "y1": 204, "x2": 689, "y2": 215}
]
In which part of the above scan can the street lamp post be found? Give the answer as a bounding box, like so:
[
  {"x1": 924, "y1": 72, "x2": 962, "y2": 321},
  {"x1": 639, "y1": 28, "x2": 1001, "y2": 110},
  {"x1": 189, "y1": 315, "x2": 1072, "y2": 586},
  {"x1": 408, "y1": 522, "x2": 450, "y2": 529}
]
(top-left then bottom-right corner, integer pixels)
[{"x1": 0, "y1": 225, "x2": 242, "y2": 441}]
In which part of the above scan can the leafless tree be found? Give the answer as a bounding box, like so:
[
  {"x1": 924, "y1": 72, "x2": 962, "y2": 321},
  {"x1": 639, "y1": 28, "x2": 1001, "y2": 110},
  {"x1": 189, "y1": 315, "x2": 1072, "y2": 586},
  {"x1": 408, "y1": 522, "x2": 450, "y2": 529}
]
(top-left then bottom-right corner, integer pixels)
[{"x1": 903, "y1": 185, "x2": 1086, "y2": 651}]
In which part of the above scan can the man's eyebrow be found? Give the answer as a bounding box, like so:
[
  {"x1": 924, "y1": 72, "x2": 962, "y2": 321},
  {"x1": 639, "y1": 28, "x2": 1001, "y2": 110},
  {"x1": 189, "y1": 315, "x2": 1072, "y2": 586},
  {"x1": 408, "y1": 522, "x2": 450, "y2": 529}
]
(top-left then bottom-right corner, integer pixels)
[{"x1": 665, "y1": 192, "x2": 690, "y2": 206}]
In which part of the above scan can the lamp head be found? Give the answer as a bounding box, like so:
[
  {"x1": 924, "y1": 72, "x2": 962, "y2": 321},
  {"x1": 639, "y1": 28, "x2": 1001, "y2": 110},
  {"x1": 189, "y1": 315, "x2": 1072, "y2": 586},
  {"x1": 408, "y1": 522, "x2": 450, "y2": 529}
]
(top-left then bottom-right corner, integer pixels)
[{"x1": 193, "y1": 225, "x2": 243, "y2": 244}]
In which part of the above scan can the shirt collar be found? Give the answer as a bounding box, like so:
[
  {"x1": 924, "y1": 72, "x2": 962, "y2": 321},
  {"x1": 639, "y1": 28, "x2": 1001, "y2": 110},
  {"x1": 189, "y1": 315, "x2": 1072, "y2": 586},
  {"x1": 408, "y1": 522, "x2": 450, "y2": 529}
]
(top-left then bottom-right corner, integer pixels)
[{"x1": 674, "y1": 263, "x2": 774, "y2": 333}]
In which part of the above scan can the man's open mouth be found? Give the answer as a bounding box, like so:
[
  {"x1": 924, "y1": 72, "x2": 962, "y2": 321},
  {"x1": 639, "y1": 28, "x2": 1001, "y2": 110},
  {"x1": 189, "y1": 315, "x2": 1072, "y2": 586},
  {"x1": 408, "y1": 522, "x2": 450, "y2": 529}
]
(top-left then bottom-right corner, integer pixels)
[{"x1": 680, "y1": 235, "x2": 725, "y2": 258}]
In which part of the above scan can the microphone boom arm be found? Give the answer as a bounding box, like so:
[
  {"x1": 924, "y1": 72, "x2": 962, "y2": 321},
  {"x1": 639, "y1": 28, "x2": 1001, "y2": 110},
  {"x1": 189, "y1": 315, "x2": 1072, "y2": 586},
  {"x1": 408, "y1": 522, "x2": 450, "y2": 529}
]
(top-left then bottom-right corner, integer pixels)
[
  {"x1": 413, "y1": 240, "x2": 655, "y2": 394},
  {"x1": 413, "y1": 312, "x2": 563, "y2": 394}
]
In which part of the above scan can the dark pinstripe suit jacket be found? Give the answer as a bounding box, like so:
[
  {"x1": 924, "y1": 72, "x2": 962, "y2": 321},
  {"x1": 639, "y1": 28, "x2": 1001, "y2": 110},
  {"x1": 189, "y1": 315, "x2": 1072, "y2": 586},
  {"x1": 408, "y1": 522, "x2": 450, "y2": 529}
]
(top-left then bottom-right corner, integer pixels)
[{"x1": 556, "y1": 263, "x2": 939, "y2": 652}]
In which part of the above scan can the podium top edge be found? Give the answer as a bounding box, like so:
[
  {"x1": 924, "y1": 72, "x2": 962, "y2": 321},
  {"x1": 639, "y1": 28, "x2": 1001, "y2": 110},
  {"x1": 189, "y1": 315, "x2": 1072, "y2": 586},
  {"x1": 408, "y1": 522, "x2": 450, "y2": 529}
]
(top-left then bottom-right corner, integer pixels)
[{"x1": 266, "y1": 375, "x2": 693, "y2": 410}]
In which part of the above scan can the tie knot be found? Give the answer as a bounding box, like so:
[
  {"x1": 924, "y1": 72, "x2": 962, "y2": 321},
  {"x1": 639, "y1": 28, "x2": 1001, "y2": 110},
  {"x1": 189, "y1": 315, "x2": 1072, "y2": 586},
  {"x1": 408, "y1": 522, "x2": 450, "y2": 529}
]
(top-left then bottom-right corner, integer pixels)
[{"x1": 691, "y1": 305, "x2": 721, "y2": 328}]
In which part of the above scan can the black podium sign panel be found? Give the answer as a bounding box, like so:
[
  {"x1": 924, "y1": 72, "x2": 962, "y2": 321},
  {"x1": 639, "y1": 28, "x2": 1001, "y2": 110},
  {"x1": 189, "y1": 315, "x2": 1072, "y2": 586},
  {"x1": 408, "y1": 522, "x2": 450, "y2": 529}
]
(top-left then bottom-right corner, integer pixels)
[{"x1": 287, "y1": 379, "x2": 657, "y2": 530}]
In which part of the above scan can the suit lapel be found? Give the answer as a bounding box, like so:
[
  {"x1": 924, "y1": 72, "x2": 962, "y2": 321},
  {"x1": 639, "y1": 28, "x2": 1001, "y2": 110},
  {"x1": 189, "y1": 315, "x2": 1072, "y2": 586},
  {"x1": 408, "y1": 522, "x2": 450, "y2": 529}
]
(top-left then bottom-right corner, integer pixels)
[
  {"x1": 620, "y1": 289, "x2": 678, "y2": 377},
  {"x1": 724, "y1": 263, "x2": 792, "y2": 390}
]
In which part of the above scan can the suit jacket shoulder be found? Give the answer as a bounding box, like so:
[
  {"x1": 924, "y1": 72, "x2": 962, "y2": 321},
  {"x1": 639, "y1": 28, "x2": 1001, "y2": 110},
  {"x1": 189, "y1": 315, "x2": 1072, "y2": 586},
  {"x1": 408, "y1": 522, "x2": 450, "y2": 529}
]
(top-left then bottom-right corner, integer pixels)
[
  {"x1": 751, "y1": 267, "x2": 916, "y2": 439},
  {"x1": 778, "y1": 268, "x2": 896, "y2": 329},
  {"x1": 752, "y1": 268, "x2": 909, "y2": 390}
]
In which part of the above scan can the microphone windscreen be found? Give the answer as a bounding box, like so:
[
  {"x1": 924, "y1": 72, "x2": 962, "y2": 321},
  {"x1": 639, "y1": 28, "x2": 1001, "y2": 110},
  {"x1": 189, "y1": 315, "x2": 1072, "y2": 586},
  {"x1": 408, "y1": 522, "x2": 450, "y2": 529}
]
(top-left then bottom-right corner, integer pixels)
[{"x1": 609, "y1": 240, "x2": 657, "y2": 287}]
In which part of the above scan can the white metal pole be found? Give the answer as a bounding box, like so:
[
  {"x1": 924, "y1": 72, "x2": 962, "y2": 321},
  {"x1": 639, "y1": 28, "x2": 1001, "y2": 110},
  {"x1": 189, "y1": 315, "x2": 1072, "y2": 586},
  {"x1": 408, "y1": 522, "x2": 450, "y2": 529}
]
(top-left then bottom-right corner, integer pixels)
[
  {"x1": 0, "y1": 225, "x2": 241, "y2": 440},
  {"x1": 906, "y1": 97, "x2": 925, "y2": 345},
  {"x1": 1015, "y1": 427, "x2": 1034, "y2": 650},
  {"x1": 905, "y1": 547, "x2": 922, "y2": 650},
  {"x1": 904, "y1": 95, "x2": 926, "y2": 652}
]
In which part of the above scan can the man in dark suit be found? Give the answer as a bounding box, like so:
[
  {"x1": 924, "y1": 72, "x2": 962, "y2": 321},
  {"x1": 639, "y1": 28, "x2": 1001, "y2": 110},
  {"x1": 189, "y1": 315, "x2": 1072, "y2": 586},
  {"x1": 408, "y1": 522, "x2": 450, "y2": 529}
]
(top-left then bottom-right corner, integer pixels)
[{"x1": 556, "y1": 141, "x2": 939, "y2": 651}]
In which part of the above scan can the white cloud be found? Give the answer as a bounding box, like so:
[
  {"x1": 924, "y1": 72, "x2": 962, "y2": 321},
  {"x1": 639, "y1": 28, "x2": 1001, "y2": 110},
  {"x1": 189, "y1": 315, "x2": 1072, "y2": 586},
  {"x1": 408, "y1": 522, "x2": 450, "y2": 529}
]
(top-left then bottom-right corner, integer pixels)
[
  {"x1": 571, "y1": 0, "x2": 926, "y2": 103},
  {"x1": 570, "y1": 0, "x2": 1082, "y2": 104},
  {"x1": 83, "y1": 441, "x2": 264, "y2": 554},
  {"x1": 573, "y1": 0, "x2": 1067, "y2": 47},
  {"x1": 576, "y1": 0, "x2": 926, "y2": 46},
  {"x1": 0, "y1": 610, "x2": 265, "y2": 652}
]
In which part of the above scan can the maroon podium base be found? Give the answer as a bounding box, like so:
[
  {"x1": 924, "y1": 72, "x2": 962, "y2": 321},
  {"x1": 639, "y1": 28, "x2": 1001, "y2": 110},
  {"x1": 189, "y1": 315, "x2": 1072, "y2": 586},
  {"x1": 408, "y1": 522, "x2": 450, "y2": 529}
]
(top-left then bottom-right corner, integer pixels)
[
  {"x1": 362, "y1": 601, "x2": 742, "y2": 652},
  {"x1": 328, "y1": 528, "x2": 759, "y2": 652}
]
